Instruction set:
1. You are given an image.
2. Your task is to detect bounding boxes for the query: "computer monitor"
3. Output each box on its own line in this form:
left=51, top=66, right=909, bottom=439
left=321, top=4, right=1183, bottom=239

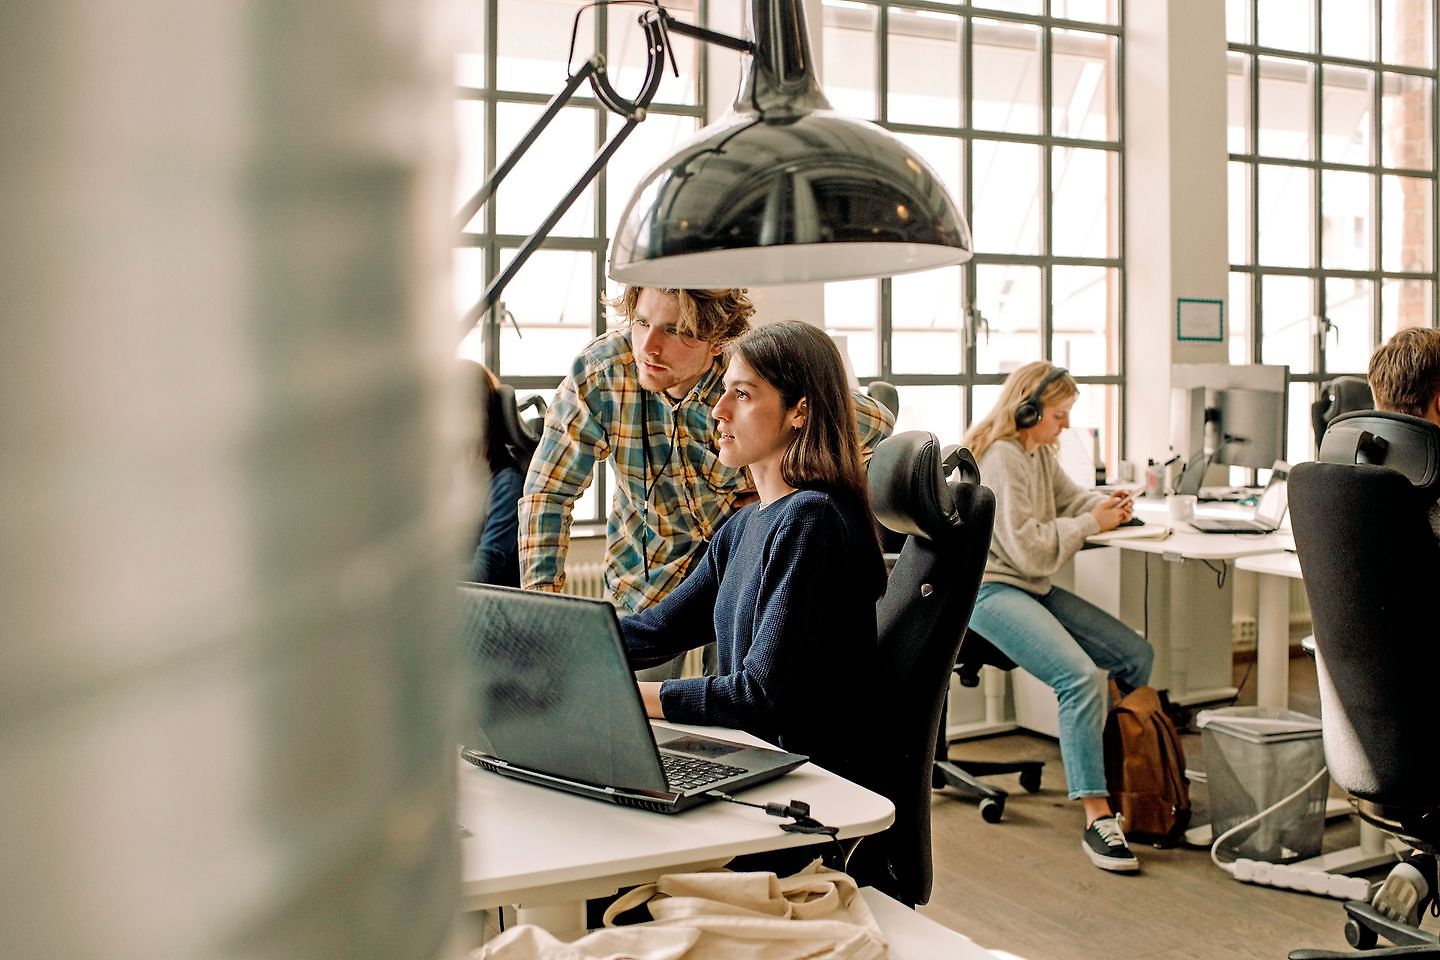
left=1170, top=364, right=1289, bottom=492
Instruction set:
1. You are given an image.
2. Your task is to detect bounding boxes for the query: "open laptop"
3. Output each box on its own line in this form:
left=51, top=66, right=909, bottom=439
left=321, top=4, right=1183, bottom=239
left=1190, top=462, right=1290, bottom=534
left=457, top=582, right=808, bottom=813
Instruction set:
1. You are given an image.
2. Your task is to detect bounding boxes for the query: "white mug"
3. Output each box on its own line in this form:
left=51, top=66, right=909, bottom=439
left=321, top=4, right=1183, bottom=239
left=1167, top=494, right=1197, bottom=523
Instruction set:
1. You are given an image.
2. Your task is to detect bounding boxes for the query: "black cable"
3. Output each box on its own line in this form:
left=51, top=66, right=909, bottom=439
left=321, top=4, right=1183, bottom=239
left=1142, top=552, right=1150, bottom=640
left=1200, top=558, right=1228, bottom=589
left=1226, top=656, right=1255, bottom=707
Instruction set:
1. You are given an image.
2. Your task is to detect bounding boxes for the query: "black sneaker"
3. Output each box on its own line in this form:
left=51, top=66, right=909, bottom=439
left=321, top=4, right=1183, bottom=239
left=1082, top=815, right=1139, bottom=873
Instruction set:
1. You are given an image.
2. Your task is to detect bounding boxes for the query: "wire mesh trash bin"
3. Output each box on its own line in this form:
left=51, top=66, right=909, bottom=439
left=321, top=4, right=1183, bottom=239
left=1198, top=707, right=1329, bottom=863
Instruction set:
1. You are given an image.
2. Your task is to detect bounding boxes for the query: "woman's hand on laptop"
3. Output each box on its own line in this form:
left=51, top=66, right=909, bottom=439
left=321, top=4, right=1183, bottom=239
left=638, top=681, right=666, bottom=719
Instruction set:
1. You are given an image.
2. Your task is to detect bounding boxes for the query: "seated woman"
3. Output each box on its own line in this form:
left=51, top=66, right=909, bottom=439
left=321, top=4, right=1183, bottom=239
left=963, top=361, right=1154, bottom=873
left=468, top=361, right=522, bottom=586
left=619, top=321, right=886, bottom=787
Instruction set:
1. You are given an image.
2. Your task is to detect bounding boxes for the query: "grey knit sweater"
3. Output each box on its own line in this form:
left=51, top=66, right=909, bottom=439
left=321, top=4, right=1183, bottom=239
left=977, top=439, right=1107, bottom=596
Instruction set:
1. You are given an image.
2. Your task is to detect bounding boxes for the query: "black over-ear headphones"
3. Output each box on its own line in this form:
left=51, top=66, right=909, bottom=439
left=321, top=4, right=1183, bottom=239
left=1013, top=366, right=1070, bottom=430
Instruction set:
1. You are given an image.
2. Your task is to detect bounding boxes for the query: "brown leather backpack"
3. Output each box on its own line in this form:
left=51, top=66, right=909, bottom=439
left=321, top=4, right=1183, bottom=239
left=1103, top=683, right=1192, bottom=846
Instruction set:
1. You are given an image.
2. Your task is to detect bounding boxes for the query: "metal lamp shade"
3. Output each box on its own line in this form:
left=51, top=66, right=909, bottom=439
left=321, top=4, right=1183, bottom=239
left=609, top=0, right=971, bottom=287
left=610, top=111, right=972, bottom=286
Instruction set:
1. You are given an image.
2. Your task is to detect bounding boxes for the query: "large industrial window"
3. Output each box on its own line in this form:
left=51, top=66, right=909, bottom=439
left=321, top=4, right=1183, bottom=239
left=821, top=0, right=1125, bottom=473
left=1228, top=0, right=1439, bottom=463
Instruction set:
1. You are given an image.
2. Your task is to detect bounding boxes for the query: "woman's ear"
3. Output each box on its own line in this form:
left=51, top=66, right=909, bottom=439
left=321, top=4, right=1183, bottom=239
left=790, top=397, right=808, bottom=430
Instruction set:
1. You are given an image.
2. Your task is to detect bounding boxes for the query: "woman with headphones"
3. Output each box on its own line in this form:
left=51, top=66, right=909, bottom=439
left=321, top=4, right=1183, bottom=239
left=963, top=361, right=1154, bottom=873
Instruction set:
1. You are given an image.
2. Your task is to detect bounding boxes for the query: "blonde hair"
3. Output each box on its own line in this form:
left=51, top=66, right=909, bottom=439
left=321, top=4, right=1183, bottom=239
left=607, top=286, right=755, bottom=344
left=1369, top=327, right=1440, bottom=418
left=962, top=361, right=1079, bottom=462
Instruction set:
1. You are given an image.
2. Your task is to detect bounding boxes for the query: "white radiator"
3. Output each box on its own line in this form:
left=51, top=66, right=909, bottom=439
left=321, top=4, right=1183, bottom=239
left=563, top=562, right=606, bottom=599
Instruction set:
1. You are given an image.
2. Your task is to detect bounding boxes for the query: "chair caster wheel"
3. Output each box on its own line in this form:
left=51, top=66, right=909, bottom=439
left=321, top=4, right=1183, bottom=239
left=1019, top=769, right=1042, bottom=793
left=979, top=798, right=1005, bottom=823
left=1344, top=917, right=1377, bottom=950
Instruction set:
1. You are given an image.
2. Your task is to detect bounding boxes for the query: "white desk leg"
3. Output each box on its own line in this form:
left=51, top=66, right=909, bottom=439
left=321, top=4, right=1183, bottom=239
left=516, top=901, right=587, bottom=935
left=1255, top=573, right=1290, bottom=709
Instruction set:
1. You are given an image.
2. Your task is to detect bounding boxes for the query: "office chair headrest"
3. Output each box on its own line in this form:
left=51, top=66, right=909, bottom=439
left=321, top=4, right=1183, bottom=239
left=866, top=380, right=900, bottom=419
left=1318, top=410, right=1440, bottom=494
left=1311, top=375, right=1374, bottom=443
left=868, top=431, right=977, bottom=541
left=496, top=383, right=546, bottom=469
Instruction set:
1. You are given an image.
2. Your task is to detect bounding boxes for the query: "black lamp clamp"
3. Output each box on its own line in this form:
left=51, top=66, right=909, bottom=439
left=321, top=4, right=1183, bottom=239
left=457, top=3, right=756, bottom=331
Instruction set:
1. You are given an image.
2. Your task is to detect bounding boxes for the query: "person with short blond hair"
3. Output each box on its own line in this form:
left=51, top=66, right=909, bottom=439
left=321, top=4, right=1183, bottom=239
left=1369, top=327, right=1440, bottom=423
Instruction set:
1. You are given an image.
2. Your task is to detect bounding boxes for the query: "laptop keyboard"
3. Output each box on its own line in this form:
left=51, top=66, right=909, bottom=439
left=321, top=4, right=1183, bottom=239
left=661, top=753, right=746, bottom=792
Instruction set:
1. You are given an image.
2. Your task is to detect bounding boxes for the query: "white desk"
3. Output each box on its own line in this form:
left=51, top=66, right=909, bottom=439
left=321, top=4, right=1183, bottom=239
left=1083, top=502, right=1292, bottom=705
left=457, top=724, right=895, bottom=934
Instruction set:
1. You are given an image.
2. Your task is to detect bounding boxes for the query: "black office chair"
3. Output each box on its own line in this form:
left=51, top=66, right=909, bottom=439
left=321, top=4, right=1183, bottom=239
left=846, top=431, right=996, bottom=907
left=933, top=631, right=1045, bottom=823
left=1310, top=375, right=1374, bottom=447
left=495, top=382, right=547, bottom=471
left=1287, top=411, right=1440, bottom=960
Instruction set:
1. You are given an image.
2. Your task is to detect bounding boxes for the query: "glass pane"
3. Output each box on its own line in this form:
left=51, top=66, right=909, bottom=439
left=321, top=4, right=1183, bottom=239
left=1052, top=30, right=1117, bottom=141
left=1381, top=277, right=1435, bottom=336
left=1229, top=161, right=1252, bottom=264
left=496, top=249, right=598, bottom=376
left=824, top=280, right=879, bottom=379
left=1258, top=57, right=1314, bottom=160
left=1257, top=165, right=1315, bottom=267
left=1321, top=170, right=1375, bottom=270
left=1051, top=147, right=1116, bottom=258
left=495, top=103, right=596, bottom=238
left=972, top=19, right=1041, bottom=134
left=1229, top=272, right=1253, bottom=365
left=498, top=0, right=580, bottom=94
left=1322, top=0, right=1375, bottom=60
left=1260, top=274, right=1315, bottom=373
left=896, top=133, right=963, bottom=228
left=973, top=0, right=1042, bottom=14
left=972, top=140, right=1042, bottom=255
left=1052, top=0, right=1119, bottom=25
left=1070, top=383, right=1121, bottom=479
left=1381, top=72, right=1434, bottom=169
left=1228, top=0, right=1253, bottom=44
left=1052, top=266, right=1119, bottom=376
left=898, top=386, right=964, bottom=444
left=1321, top=66, right=1374, bottom=165
left=974, top=264, right=1042, bottom=374
left=892, top=267, right=965, bottom=375
left=888, top=7, right=962, bottom=127
left=609, top=0, right=697, bottom=106
left=824, top=0, right=879, bottom=120
left=1227, top=53, right=1251, bottom=154
left=1382, top=174, right=1434, bottom=272
left=1257, top=0, right=1314, bottom=52
left=455, top=248, right=487, bottom=334
left=604, top=113, right=700, bottom=239
left=455, top=100, right=488, bottom=225
left=1324, top=277, right=1376, bottom=373
left=1382, top=0, right=1435, bottom=68
left=454, top=0, right=488, bottom=87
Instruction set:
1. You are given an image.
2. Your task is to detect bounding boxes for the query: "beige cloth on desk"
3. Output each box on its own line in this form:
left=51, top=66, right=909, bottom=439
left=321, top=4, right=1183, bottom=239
left=476, top=861, right=887, bottom=960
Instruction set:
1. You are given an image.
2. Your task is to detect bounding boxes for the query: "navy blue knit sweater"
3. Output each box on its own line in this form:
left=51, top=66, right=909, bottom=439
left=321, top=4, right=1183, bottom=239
left=620, top=488, right=885, bottom=779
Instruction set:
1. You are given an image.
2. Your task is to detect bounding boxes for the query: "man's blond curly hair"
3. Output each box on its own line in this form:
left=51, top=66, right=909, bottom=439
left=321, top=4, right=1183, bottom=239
left=608, top=287, right=755, bottom=344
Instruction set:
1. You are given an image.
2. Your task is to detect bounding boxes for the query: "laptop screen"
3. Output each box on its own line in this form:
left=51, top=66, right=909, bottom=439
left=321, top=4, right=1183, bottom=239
left=1255, top=464, right=1289, bottom=527
left=459, top=583, right=668, bottom=792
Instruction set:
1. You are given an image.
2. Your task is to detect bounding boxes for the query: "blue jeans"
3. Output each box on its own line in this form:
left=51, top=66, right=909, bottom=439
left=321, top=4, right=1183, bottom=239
left=969, top=583, right=1154, bottom=799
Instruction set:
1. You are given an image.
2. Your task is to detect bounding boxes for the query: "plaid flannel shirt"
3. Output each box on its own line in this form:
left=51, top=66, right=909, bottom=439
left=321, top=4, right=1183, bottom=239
left=518, top=328, right=895, bottom=614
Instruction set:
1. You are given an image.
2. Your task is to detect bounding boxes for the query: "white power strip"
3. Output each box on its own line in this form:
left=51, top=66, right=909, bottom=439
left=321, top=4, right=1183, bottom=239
left=1230, top=858, right=1372, bottom=900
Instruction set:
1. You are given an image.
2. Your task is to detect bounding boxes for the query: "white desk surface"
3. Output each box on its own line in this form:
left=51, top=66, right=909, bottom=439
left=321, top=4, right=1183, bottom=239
left=458, top=724, right=895, bottom=914
left=1092, top=501, right=1292, bottom=559
left=1235, top=550, right=1302, bottom=579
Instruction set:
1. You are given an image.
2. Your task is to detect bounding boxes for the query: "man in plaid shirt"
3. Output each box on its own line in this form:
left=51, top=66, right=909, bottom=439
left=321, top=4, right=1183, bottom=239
left=518, top=286, right=895, bottom=673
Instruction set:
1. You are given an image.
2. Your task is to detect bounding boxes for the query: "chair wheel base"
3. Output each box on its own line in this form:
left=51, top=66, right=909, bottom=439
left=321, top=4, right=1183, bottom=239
left=979, top=798, right=1005, bottom=823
